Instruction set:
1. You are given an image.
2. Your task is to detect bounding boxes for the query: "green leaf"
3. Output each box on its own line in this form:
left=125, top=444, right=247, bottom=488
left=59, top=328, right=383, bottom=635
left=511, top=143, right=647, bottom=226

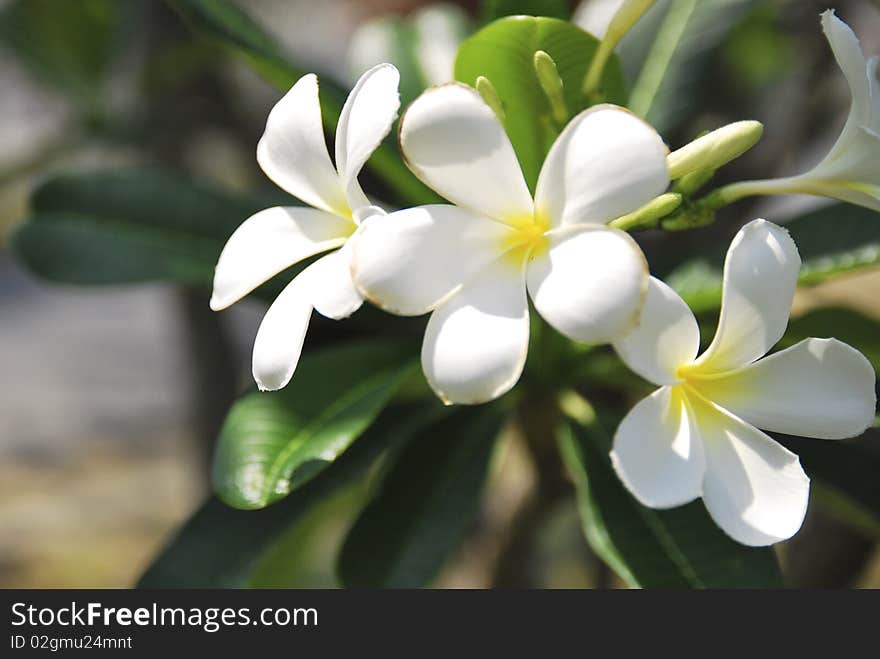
left=339, top=404, right=509, bottom=587
left=481, top=0, right=571, bottom=23
left=0, top=0, right=127, bottom=102
left=628, top=0, right=755, bottom=131
left=164, top=0, right=434, bottom=207
left=138, top=405, right=434, bottom=587
left=557, top=411, right=783, bottom=588
left=10, top=168, right=273, bottom=288
left=665, top=203, right=880, bottom=314
left=213, top=342, right=417, bottom=510
left=455, top=16, right=627, bottom=191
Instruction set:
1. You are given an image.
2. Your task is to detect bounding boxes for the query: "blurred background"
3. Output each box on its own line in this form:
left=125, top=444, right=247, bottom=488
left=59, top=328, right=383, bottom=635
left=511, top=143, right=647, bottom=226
left=1, top=0, right=879, bottom=588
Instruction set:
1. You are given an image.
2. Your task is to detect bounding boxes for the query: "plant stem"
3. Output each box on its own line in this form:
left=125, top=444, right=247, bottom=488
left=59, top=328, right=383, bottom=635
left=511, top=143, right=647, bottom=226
left=627, top=0, right=697, bottom=118
left=696, top=178, right=793, bottom=211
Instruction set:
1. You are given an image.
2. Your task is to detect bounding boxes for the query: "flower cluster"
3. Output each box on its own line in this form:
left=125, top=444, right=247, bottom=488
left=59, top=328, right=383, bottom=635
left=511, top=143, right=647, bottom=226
left=212, top=10, right=877, bottom=546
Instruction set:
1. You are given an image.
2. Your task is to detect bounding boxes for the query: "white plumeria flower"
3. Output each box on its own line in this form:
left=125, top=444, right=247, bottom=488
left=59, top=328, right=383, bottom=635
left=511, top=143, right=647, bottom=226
left=352, top=83, right=669, bottom=405
left=210, top=64, right=400, bottom=391
left=716, top=11, right=880, bottom=211
left=612, top=219, right=876, bottom=546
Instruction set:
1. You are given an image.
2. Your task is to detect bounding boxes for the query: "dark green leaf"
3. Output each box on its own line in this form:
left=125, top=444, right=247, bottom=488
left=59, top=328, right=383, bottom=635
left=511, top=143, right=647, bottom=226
left=0, top=0, right=127, bottom=101
left=339, top=403, right=509, bottom=587
left=455, top=16, right=627, bottom=191
left=164, top=0, right=433, bottom=206
left=138, top=404, right=435, bottom=587
left=213, top=342, right=417, bottom=510
left=665, top=204, right=880, bottom=314
left=557, top=411, right=783, bottom=588
left=10, top=168, right=274, bottom=288
left=481, top=0, right=570, bottom=23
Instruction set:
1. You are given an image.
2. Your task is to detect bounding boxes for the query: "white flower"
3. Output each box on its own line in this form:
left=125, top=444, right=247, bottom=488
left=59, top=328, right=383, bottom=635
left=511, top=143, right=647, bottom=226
left=352, top=83, right=669, bottom=405
left=612, top=219, right=876, bottom=546
left=210, top=64, right=400, bottom=391
left=722, top=11, right=880, bottom=211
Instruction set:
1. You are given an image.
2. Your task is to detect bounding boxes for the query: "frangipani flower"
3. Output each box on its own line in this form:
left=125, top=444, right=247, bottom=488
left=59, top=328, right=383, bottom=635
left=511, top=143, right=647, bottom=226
left=210, top=64, right=400, bottom=391
left=612, top=219, right=876, bottom=546
left=353, top=83, right=669, bottom=405
left=712, top=11, right=880, bottom=211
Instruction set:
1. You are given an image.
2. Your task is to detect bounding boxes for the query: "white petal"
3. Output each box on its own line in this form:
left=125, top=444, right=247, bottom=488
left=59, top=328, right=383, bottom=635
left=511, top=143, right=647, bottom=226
left=694, top=338, right=877, bottom=440
left=335, top=63, right=401, bottom=211
left=252, top=274, right=314, bottom=391
left=527, top=225, right=648, bottom=344
left=352, top=205, right=512, bottom=315
left=611, top=386, right=705, bottom=509
left=694, top=396, right=810, bottom=546
left=306, top=242, right=363, bottom=320
left=400, top=83, right=534, bottom=223
left=613, top=277, right=700, bottom=386
left=421, top=257, right=529, bottom=405
left=210, top=206, right=350, bottom=311
left=535, top=105, right=669, bottom=227
left=821, top=10, right=873, bottom=131
left=694, top=219, right=800, bottom=373
left=257, top=74, right=349, bottom=216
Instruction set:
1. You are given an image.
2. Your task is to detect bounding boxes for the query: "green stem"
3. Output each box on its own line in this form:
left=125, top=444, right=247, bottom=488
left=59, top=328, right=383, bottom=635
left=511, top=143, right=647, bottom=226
left=627, top=0, right=697, bottom=118
left=696, top=178, right=793, bottom=211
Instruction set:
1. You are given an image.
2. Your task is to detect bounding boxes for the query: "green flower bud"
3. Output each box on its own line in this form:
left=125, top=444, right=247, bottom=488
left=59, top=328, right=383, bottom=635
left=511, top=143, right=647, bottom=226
left=475, top=75, right=505, bottom=122
left=667, top=121, right=763, bottom=180
left=533, top=50, right=569, bottom=126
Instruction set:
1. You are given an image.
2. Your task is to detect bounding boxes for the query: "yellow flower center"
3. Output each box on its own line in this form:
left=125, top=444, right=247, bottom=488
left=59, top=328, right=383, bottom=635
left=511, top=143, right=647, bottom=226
left=499, top=211, right=551, bottom=268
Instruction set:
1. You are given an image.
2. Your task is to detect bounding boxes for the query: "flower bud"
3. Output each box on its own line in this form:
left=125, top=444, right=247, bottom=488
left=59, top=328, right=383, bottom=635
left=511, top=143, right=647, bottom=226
left=533, top=50, right=569, bottom=125
left=667, top=121, right=763, bottom=180
left=475, top=75, right=505, bottom=121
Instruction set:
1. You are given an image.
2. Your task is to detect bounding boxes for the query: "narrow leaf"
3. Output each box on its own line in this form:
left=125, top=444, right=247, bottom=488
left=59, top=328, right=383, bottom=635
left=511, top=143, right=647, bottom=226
left=339, top=403, right=509, bottom=587
left=212, top=341, right=417, bottom=510
left=10, top=168, right=274, bottom=288
left=138, top=405, right=434, bottom=587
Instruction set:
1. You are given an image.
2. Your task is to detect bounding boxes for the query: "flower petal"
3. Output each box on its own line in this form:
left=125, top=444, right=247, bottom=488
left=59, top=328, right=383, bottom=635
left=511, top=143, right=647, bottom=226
left=399, top=83, right=533, bottom=223
left=335, top=63, right=401, bottom=211
left=694, top=338, right=877, bottom=440
left=527, top=225, right=648, bottom=344
left=421, top=257, right=529, bottom=404
left=307, top=242, right=364, bottom=320
left=257, top=74, right=349, bottom=217
left=611, top=386, right=705, bottom=509
left=210, top=206, right=350, bottom=311
left=352, top=205, right=512, bottom=315
left=821, top=10, right=874, bottom=132
left=694, top=396, right=810, bottom=546
left=252, top=274, right=314, bottom=391
left=693, top=219, right=800, bottom=373
left=613, top=277, right=699, bottom=386
left=535, top=104, right=669, bottom=228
